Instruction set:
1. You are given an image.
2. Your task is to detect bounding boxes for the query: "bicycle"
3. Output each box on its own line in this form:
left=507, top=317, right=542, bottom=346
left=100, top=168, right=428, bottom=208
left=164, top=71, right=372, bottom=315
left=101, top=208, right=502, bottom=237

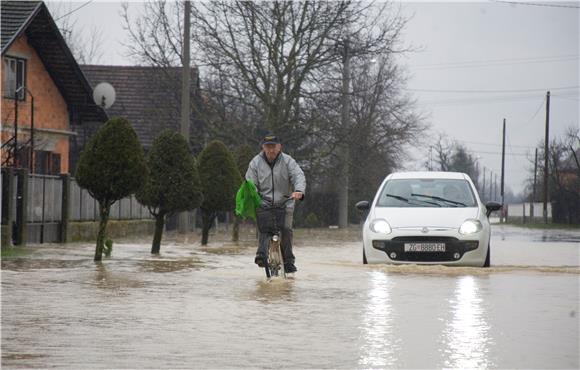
left=256, top=196, right=293, bottom=280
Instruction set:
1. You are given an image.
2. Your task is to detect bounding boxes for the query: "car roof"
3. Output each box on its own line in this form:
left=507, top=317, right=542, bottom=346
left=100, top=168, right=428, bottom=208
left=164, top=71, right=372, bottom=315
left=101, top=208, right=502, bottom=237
left=388, top=171, right=468, bottom=180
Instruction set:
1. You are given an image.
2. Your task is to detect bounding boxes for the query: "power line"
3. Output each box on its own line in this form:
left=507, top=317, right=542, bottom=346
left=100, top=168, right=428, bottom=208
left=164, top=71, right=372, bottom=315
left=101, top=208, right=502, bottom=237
left=491, top=0, right=580, bottom=9
left=456, top=138, right=534, bottom=149
left=551, top=93, right=580, bottom=101
left=409, top=55, right=579, bottom=70
left=406, top=86, right=579, bottom=94
left=471, top=149, right=529, bottom=156
left=53, top=1, right=94, bottom=21
left=421, top=94, right=545, bottom=106
left=506, top=133, right=526, bottom=164
left=515, top=96, right=547, bottom=127
left=410, top=54, right=578, bottom=67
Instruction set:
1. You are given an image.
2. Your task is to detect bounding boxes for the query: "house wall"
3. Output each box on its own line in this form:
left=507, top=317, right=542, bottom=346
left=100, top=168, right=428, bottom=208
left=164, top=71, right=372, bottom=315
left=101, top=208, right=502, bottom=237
left=1, top=35, right=70, bottom=173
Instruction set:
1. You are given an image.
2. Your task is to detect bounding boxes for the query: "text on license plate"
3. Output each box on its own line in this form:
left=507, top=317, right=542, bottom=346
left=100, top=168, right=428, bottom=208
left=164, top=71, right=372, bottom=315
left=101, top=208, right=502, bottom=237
left=404, top=243, right=446, bottom=252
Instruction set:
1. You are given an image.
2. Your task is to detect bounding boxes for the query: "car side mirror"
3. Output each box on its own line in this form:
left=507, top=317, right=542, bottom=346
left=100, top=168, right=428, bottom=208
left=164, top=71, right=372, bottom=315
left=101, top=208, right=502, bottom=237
left=355, top=200, right=370, bottom=212
left=485, top=201, right=502, bottom=217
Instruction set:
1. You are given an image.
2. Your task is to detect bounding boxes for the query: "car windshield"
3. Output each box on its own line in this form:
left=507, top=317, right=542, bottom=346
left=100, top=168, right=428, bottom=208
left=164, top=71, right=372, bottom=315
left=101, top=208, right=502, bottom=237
left=376, top=178, right=477, bottom=208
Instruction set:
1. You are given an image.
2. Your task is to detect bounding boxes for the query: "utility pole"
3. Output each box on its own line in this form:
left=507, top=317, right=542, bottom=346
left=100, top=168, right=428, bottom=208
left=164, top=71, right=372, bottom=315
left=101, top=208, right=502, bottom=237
left=475, top=160, right=479, bottom=191
left=489, top=171, right=493, bottom=200
left=14, top=92, right=18, bottom=167
left=494, top=173, right=498, bottom=201
left=500, top=118, right=506, bottom=222
left=429, top=146, right=433, bottom=171
left=531, top=148, right=538, bottom=219
left=543, top=91, right=550, bottom=224
left=338, top=39, right=350, bottom=229
left=178, top=0, right=191, bottom=234
left=29, top=92, right=34, bottom=172
left=482, top=167, right=486, bottom=202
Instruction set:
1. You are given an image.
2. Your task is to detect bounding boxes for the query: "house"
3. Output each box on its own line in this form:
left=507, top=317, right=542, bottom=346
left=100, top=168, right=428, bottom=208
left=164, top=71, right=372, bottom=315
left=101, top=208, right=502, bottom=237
left=560, top=147, right=580, bottom=186
left=1, top=1, right=107, bottom=175
left=78, top=65, right=206, bottom=168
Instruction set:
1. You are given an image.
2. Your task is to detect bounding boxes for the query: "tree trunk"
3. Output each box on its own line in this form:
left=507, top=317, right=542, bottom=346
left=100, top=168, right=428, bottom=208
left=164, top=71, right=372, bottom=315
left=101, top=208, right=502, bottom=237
left=151, top=212, right=166, bottom=254
left=94, top=201, right=110, bottom=262
left=201, top=209, right=216, bottom=245
left=232, top=213, right=240, bottom=242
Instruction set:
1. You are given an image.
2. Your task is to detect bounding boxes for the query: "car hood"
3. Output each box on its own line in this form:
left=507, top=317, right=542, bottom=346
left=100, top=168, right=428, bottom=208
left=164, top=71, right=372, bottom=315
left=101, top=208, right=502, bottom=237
left=371, top=207, right=480, bottom=228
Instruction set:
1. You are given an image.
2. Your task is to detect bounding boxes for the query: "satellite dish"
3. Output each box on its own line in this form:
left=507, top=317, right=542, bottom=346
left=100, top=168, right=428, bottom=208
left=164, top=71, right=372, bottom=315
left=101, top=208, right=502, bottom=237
left=93, top=82, right=116, bottom=109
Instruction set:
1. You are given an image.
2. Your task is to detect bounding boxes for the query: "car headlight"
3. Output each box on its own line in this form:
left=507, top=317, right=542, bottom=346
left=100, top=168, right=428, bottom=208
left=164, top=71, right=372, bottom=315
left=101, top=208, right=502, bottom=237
left=370, top=219, right=392, bottom=234
left=459, top=219, right=483, bottom=235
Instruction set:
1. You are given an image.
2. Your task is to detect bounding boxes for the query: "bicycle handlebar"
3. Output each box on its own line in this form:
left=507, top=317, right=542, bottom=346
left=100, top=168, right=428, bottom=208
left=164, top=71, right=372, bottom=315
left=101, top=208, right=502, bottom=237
left=261, top=195, right=297, bottom=209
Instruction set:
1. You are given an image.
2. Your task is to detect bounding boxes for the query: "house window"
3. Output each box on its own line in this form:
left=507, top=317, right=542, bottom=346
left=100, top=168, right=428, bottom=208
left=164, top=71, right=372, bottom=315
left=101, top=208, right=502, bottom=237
left=3, top=56, right=27, bottom=100
left=34, top=151, right=61, bottom=175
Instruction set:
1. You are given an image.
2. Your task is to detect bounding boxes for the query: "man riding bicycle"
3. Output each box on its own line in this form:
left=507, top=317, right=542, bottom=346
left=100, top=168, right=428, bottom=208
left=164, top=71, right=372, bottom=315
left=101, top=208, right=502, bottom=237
left=245, top=133, right=306, bottom=274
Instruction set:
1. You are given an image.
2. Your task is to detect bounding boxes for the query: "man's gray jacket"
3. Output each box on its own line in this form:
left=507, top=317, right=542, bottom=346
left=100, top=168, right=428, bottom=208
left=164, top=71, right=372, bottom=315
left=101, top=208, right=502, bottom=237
left=245, top=152, right=306, bottom=210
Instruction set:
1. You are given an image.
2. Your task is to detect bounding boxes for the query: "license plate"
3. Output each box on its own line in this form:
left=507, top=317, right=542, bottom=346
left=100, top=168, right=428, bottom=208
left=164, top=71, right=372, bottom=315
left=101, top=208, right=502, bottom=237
left=404, top=243, right=446, bottom=252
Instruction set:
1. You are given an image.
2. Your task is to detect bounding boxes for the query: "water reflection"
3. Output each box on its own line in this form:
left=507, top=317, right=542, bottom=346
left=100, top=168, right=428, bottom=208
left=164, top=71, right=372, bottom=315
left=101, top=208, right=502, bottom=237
left=441, top=275, right=493, bottom=368
left=136, top=257, right=204, bottom=273
left=358, top=271, right=400, bottom=368
left=93, top=263, right=144, bottom=294
left=251, top=279, right=296, bottom=303
left=1, top=258, right=88, bottom=271
left=199, top=243, right=253, bottom=256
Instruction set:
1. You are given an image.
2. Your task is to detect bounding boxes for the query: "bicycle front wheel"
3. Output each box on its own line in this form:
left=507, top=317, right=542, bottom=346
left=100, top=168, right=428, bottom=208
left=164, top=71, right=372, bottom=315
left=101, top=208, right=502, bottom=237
left=268, top=240, right=285, bottom=278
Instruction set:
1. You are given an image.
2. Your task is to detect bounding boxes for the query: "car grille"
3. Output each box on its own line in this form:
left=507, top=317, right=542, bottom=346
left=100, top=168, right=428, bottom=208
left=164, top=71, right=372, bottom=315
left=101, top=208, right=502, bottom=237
left=372, top=237, right=479, bottom=262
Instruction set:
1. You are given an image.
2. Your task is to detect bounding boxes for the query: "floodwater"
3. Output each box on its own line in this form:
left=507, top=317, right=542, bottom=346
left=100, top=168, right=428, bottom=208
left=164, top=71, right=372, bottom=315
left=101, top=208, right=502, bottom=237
left=2, top=224, right=579, bottom=369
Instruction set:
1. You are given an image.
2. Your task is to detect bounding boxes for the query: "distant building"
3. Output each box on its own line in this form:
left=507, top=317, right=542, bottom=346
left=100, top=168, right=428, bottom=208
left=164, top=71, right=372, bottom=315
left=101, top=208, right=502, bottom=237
left=1, top=1, right=107, bottom=174
left=552, top=147, right=580, bottom=224
left=559, top=147, right=580, bottom=187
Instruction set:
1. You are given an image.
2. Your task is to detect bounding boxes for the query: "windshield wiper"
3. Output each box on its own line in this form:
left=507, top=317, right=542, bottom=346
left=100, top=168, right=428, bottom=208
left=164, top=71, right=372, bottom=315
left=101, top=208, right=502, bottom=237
left=412, top=193, right=467, bottom=207
left=385, top=193, right=441, bottom=207
left=385, top=193, right=409, bottom=202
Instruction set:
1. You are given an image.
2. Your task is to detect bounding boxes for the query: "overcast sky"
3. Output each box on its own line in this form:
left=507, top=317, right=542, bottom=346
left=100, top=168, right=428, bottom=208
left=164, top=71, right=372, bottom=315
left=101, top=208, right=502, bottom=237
left=48, top=0, right=579, bottom=195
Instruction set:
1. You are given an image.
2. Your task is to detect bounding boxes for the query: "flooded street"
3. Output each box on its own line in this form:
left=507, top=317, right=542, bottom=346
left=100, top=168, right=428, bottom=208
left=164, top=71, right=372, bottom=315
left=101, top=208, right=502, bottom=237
left=2, top=224, right=579, bottom=369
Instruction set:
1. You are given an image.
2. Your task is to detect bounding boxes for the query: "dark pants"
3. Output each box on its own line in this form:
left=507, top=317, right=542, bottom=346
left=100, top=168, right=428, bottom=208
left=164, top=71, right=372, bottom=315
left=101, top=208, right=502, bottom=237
left=257, top=227, right=295, bottom=265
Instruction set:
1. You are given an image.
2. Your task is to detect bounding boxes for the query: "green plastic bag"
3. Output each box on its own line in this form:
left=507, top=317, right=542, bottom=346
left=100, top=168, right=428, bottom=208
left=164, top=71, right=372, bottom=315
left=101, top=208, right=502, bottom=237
left=235, top=180, right=262, bottom=221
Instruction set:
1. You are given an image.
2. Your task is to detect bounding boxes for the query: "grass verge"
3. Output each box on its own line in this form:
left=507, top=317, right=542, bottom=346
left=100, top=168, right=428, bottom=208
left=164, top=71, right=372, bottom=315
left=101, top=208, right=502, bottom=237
left=504, top=222, right=580, bottom=230
left=1, top=246, right=31, bottom=258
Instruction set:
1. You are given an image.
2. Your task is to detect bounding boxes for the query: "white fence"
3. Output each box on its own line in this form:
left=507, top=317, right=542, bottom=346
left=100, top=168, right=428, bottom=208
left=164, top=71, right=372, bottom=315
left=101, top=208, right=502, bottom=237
left=69, top=179, right=152, bottom=221
left=506, top=202, right=552, bottom=222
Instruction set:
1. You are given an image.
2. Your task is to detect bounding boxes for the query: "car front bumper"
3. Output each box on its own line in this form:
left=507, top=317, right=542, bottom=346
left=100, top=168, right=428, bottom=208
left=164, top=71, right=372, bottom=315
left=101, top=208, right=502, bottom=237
left=363, top=228, right=489, bottom=267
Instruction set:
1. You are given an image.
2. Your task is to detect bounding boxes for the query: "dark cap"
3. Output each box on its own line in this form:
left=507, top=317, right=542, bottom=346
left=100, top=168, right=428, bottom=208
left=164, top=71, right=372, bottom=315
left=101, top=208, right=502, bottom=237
left=261, top=133, right=281, bottom=145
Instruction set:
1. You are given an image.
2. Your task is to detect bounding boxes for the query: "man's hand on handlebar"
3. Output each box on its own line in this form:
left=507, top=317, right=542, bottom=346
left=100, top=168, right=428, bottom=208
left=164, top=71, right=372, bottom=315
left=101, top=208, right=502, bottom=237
left=291, top=191, right=304, bottom=201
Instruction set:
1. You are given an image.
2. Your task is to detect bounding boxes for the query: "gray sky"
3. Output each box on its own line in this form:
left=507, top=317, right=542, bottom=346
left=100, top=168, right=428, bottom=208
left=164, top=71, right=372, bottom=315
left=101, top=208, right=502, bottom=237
left=49, top=0, right=579, bottom=195
left=399, top=1, right=579, bottom=196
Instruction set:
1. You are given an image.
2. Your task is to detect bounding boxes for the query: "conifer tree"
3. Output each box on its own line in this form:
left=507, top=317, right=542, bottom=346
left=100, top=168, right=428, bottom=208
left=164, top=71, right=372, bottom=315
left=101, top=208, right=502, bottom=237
left=76, top=117, right=147, bottom=261
left=137, top=130, right=203, bottom=253
left=197, top=140, right=242, bottom=245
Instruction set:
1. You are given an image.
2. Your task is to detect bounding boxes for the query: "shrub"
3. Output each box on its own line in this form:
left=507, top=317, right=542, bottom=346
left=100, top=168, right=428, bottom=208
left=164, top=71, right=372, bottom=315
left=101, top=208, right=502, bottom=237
left=75, top=117, right=147, bottom=261
left=104, top=239, right=113, bottom=257
left=136, top=130, right=203, bottom=253
left=305, top=212, right=320, bottom=228
left=232, top=144, right=256, bottom=242
left=197, top=140, right=242, bottom=245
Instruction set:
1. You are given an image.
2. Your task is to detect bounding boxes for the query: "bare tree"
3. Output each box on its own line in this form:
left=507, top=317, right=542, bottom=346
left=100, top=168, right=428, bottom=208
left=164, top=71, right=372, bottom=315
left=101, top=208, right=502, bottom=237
left=565, top=126, right=580, bottom=175
left=523, top=127, right=580, bottom=224
left=430, top=134, right=454, bottom=172
left=548, top=132, right=580, bottom=224
left=426, top=135, right=480, bottom=182
left=303, top=54, right=425, bottom=198
left=122, top=1, right=426, bottom=226
left=121, top=1, right=184, bottom=68
left=47, top=2, right=105, bottom=64
left=122, top=1, right=412, bottom=147
left=198, top=2, right=411, bottom=142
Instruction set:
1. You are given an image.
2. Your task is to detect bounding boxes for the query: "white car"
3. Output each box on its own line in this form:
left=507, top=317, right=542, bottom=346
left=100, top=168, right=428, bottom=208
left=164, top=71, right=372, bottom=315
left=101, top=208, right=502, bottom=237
left=356, top=171, right=502, bottom=267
